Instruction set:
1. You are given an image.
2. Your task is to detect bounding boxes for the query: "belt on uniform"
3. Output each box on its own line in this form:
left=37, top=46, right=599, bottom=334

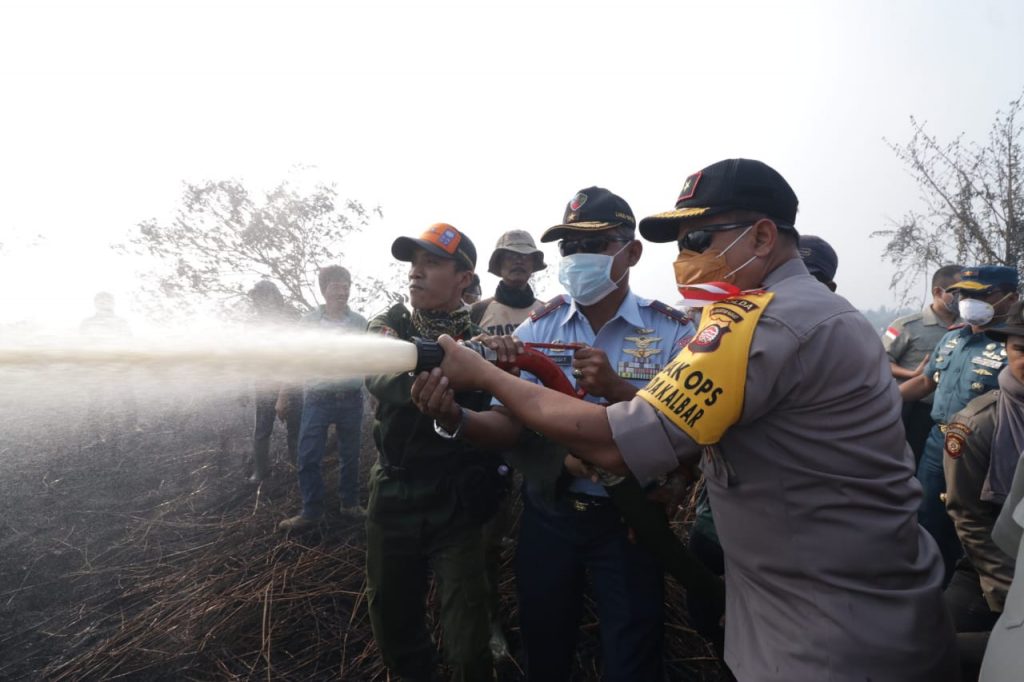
left=563, top=492, right=614, bottom=513
left=383, top=460, right=443, bottom=480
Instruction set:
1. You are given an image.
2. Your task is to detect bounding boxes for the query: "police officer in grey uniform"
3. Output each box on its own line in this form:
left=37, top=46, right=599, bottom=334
left=686, top=232, right=841, bottom=656
left=901, top=265, right=1020, bottom=583
left=885, top=265, right=963, bottom=461
left=421, top=158, right=958, bottom=681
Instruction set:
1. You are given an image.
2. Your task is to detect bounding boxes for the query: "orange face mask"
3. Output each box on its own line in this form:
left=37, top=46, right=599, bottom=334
left=673, top=226, right=756, bottom=289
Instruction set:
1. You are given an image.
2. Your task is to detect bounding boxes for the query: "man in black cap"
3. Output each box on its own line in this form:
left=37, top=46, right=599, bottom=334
left=797, top=234, right=838, bottom=291
left=412, top=188, right=694, bottom=680
left=421, top=159, right=958, bottom=681
left=363, top=223, right=497, bottom=682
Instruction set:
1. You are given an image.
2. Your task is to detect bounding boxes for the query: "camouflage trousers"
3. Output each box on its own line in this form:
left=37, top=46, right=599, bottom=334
left=365, top=464, right=493, bottom=682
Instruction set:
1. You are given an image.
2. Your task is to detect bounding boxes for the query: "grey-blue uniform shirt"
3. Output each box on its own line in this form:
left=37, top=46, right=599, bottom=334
left=925, top=325, right=1006, bottom=424
left=510, top=290, right=695, bottom=497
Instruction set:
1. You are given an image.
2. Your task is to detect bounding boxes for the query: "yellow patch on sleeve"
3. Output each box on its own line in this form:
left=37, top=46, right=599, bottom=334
left=636, top=292, right=773, bottom=445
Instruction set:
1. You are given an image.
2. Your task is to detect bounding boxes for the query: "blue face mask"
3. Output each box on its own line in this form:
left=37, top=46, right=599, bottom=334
left=557, top=242, right=630, bottom=305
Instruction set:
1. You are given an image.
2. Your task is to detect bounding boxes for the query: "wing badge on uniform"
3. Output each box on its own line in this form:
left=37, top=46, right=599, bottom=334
left=624, top=335, right=662, bottom=350
left=624, top=347, right=662, bottom=360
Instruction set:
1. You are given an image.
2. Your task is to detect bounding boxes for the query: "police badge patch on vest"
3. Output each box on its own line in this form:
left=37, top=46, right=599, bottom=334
left=944, top=422, right=972, bottom=459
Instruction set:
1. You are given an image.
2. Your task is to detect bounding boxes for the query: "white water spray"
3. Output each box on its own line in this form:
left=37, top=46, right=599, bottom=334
left=0, top=328, right=418, bottom=382
left=0, top=325, right=420, bottom=436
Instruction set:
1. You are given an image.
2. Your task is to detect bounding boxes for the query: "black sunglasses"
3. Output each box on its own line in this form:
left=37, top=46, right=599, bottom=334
left=559, top=236, right=631, bottom=257
left=676, top=222, right=756, bottom=253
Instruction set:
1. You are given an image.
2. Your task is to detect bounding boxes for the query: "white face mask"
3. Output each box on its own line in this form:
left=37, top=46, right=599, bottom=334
left=558, top=242, right=630, bottom=305
left=959, top=298, right=995, bottom=326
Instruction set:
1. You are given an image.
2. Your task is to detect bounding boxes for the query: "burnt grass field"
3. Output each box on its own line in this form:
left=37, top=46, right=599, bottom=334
left=0, top=396, right=730, bottom=681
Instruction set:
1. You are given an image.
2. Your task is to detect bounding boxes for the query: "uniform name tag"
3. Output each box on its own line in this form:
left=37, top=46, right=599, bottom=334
left=636, top=292, right=773, bottom=445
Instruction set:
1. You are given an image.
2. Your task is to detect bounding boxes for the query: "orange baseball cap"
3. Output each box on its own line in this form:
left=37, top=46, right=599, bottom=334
left=391, top=223, right=477, bottom=270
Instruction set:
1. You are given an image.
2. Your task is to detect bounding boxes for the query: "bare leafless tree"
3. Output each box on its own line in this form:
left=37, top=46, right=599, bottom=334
left=119, top=176, right=403, bottom=316
left=874, top=90, right=1023, bottom=301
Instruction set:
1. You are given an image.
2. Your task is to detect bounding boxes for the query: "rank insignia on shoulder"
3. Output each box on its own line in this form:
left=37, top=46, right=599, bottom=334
left=530, top=296, right=568, bottom=322
left=649, top=300, right=690, bottom=325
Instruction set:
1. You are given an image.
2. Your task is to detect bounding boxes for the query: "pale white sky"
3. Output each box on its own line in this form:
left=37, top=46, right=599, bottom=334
left=1, top=0, right=1023, bottom=324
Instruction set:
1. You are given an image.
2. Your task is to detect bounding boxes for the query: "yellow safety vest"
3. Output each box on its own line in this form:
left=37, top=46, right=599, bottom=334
left=636, top=292, right=774, bottom=445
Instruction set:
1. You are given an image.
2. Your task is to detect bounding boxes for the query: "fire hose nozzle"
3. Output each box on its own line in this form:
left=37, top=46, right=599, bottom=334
left=411, top=337, right=496, bottom=374
left=411, top=337, right=582, bottom=398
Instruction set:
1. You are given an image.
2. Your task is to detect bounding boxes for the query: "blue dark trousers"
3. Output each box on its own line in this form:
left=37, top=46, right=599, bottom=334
left=296, top=388, right=363, bottom=518
left=916, top=424, right=964, bottom=585
left=515, top=493, right=664, bottom=682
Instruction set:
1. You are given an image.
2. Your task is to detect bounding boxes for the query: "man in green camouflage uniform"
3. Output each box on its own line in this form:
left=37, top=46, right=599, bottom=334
left=365, top=223, right=497, bottom=682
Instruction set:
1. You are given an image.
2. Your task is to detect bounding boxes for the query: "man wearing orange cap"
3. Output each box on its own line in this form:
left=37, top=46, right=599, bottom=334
left=363, top=223, right=497, bottom=682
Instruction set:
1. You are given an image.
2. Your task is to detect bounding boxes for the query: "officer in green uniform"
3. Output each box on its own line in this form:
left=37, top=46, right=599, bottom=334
left=884, top=265, right=963, bottom=461
left=364, top=223, right=496, bottom=682
left=901, top=265, right=1020, bottom=584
